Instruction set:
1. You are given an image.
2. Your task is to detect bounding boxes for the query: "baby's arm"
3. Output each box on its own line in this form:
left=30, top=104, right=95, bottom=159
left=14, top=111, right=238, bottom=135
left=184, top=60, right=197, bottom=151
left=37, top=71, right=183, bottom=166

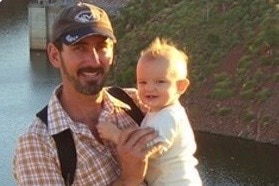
left=97, top=121, right=164, bottom=158
left=97, top=122, right=121, bottom=144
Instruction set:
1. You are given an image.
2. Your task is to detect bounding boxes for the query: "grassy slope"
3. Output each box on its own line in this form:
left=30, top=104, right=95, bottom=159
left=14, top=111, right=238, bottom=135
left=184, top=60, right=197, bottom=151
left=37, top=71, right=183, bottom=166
left=110, top=0, right=279, bottom=144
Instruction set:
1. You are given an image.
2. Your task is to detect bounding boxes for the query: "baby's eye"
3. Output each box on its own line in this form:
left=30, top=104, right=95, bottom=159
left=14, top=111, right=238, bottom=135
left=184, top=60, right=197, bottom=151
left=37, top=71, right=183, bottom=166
left=137, top=81, right=146, bottom=85
left=155, top=80, right=166, bottom=84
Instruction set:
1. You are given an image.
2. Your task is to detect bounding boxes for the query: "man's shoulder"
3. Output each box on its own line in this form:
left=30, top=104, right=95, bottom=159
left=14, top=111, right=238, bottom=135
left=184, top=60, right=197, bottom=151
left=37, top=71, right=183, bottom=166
left=18, top=117, right=50, bottom=141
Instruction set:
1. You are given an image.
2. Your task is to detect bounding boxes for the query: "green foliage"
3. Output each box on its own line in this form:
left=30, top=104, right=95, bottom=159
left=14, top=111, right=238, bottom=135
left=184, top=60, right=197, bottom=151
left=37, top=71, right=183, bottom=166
left=214, top=72, right=230, bottom=82
left=110, top=0, right=279, bottom=114
left=112, top=0, right=279, bottom=88
left=210, top=88, right=234, bottom=99
left=259, top=57, right=271, bottom=66
left=114, top=66, right=136, bottom=87
left=261, top=114, right=274, bottom=126
left=257, top=28, right=279, bottom=47
left=216, top=107, right=232, bottom=116
left=273, top=72, right=279, bottom=82
left=209, top=73, right=234, bottom=99
left=112, top=0, right=182, bottom=38
left=238, top=55, right=252, bottom=70
left=254, top=70, right=265, bottom=82
left=214, top=73, right=233, bottom=88
left=243, top=109, right=256, bottom=122
left=242, top=79, right=258, bottom=90
left=207, top=33, right=220, bottom=46
left=240, top=88, right=255, bottom=100
left=257, top=88, right=272, bottom=102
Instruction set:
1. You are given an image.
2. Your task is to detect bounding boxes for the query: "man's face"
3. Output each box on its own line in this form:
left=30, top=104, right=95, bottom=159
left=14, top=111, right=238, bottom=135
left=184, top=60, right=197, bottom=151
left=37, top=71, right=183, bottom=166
left=58, top=35, right=114, bottom=95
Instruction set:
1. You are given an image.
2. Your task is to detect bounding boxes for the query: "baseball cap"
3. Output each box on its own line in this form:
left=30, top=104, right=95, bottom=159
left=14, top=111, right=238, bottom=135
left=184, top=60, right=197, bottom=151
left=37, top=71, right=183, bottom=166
left=51, top=2, right=116, bottom=45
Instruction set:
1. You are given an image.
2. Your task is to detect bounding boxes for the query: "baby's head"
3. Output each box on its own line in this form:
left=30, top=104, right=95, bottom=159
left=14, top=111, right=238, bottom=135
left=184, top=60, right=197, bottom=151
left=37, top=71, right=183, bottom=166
left=137, top=38, right=189, bottom=111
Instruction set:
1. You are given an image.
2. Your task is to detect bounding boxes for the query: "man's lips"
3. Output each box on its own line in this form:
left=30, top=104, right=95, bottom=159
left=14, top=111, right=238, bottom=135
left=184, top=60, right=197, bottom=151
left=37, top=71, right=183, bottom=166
left=82, top=71, right=100, bottom=78
left=78, top=67, right=104, bottom=79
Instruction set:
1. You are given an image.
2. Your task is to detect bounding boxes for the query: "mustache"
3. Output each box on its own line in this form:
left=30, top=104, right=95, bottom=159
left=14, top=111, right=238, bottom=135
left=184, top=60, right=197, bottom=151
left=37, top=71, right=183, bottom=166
left=77, top=66, right=104, bottom=74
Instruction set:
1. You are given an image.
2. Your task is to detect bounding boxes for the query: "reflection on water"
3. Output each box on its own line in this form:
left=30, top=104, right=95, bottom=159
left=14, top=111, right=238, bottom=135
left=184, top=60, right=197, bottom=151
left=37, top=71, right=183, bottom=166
left=1, top=50, right=59, bottom=185
left=0, top=0, right=279, bottom=186
left=195, top=131, right=279, bottom=185
left=29, top=51, right=60, bottom=100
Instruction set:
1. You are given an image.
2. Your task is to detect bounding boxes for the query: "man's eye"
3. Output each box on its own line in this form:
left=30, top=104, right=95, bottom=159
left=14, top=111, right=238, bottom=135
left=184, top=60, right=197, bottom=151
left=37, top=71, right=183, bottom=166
left=74, top=45, right=86, bottom=51
left=96, top=43, right=110, bottom=51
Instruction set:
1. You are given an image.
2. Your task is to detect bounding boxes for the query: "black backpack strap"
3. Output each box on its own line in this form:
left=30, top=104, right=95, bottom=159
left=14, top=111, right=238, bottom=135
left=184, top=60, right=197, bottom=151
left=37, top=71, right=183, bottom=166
left=53, top=129, right=76, bottom=186
left=108, top=86, right=144, bottom=125
left=36, top=106, right=76, bottom=186
left=36, top=105, right=48, bottom=124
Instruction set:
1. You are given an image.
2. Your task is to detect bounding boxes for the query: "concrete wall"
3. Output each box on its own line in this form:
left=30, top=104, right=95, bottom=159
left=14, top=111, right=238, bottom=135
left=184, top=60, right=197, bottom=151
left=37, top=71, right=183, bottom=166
left=29, top=4, right=63, bottom=50
left=46, top=6, right=62, bottom=45
left=29, top=6, right=47, bottom=50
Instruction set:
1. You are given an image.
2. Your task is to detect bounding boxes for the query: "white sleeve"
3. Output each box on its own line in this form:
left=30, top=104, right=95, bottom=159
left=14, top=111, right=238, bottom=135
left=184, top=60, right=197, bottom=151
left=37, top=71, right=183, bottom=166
left=145, top=110, right=178, bottom=157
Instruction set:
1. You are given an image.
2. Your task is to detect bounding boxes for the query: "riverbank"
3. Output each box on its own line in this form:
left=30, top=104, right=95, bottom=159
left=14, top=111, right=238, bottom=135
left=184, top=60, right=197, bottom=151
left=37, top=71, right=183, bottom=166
left=186, top=43, right=279, bottom=145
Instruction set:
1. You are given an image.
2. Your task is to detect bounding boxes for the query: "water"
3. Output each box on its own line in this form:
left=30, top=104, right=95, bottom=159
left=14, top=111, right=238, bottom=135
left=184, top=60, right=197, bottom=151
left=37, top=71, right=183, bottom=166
left=0, top=1, right=59, bottom=185
left=0, top=0, right=278, bottom=185
left=195, top=132, right=279, bottom=185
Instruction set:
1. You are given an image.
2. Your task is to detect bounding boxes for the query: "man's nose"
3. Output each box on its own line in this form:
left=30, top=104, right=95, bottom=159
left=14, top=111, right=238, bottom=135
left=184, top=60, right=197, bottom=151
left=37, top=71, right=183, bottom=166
left=88, top=48, right=100, bottom=65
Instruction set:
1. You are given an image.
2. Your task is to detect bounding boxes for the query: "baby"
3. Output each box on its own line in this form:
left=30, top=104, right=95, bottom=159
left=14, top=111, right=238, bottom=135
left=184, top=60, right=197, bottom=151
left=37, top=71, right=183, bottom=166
left=97, top=38, right=202, bottom=186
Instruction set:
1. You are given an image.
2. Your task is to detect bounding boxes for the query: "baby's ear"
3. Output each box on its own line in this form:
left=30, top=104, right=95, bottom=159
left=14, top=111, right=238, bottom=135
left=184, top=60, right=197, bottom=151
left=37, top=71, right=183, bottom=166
left=177, top=78, right=190, bottom=94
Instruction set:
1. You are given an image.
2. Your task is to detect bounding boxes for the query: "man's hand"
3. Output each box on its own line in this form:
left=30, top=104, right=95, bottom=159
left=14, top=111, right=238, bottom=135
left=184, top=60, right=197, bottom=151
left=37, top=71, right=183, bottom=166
left=115, top=126, right=157, bottom=186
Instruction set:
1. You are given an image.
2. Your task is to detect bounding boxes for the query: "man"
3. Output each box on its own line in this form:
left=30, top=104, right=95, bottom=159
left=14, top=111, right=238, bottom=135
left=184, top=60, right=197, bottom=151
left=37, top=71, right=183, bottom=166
left=13, top=2, right=156, bottom=185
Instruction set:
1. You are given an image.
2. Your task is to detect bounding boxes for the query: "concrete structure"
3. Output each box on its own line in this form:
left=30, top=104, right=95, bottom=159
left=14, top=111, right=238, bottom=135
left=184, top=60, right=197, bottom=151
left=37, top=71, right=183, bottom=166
left=29, top=0, right=74, bottom=50
left=29, top=4, right=48, bottom=50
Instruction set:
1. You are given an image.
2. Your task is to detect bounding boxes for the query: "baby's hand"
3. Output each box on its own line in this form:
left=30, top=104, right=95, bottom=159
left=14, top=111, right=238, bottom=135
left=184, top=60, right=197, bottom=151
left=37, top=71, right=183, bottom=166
left=96, top=122, right=120, bottom=144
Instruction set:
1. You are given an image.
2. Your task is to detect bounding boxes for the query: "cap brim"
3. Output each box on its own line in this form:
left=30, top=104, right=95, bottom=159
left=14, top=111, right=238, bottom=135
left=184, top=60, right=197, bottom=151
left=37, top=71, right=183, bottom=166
left=61, top=27, right=117, bottom=45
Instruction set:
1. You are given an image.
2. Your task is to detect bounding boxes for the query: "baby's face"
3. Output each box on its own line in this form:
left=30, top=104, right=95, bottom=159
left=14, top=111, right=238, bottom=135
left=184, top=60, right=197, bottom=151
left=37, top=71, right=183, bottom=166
left=136, top=57, right=180, bottom=112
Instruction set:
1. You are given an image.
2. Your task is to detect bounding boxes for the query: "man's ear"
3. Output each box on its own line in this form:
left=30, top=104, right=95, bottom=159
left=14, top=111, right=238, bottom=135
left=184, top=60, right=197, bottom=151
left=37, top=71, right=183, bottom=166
left=47, top=43, right=61, bottom=68
left=177, top=78, right=190, bottom=95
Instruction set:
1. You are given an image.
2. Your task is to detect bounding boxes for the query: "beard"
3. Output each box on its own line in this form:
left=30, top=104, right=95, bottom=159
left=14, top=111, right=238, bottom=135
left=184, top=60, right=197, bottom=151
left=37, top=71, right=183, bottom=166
left=73, top=69, right=107, bottom=95
left=60, top=57, right=108, bottom=95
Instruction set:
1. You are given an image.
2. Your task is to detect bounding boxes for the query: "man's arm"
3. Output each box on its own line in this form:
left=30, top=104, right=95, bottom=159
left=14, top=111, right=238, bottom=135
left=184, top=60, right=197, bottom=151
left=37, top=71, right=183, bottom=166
left=13, top=133, right=64, bottom=185
left=111, top=127, right=157, bottom=186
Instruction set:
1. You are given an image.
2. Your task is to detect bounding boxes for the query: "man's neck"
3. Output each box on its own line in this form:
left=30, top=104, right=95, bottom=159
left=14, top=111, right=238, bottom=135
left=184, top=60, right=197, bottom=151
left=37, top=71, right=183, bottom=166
left=59, top=87, right=104, bottom=127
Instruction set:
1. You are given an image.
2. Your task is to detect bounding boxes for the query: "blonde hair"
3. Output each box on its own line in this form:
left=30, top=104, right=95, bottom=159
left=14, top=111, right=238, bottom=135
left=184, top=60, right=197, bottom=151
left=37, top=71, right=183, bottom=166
left=140, top=37, right=188, bottom=79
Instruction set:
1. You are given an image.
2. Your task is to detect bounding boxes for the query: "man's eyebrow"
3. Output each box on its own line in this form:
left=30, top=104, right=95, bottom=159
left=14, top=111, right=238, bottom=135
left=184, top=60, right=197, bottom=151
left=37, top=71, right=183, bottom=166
left=72, top=41, right=87, bottom=46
